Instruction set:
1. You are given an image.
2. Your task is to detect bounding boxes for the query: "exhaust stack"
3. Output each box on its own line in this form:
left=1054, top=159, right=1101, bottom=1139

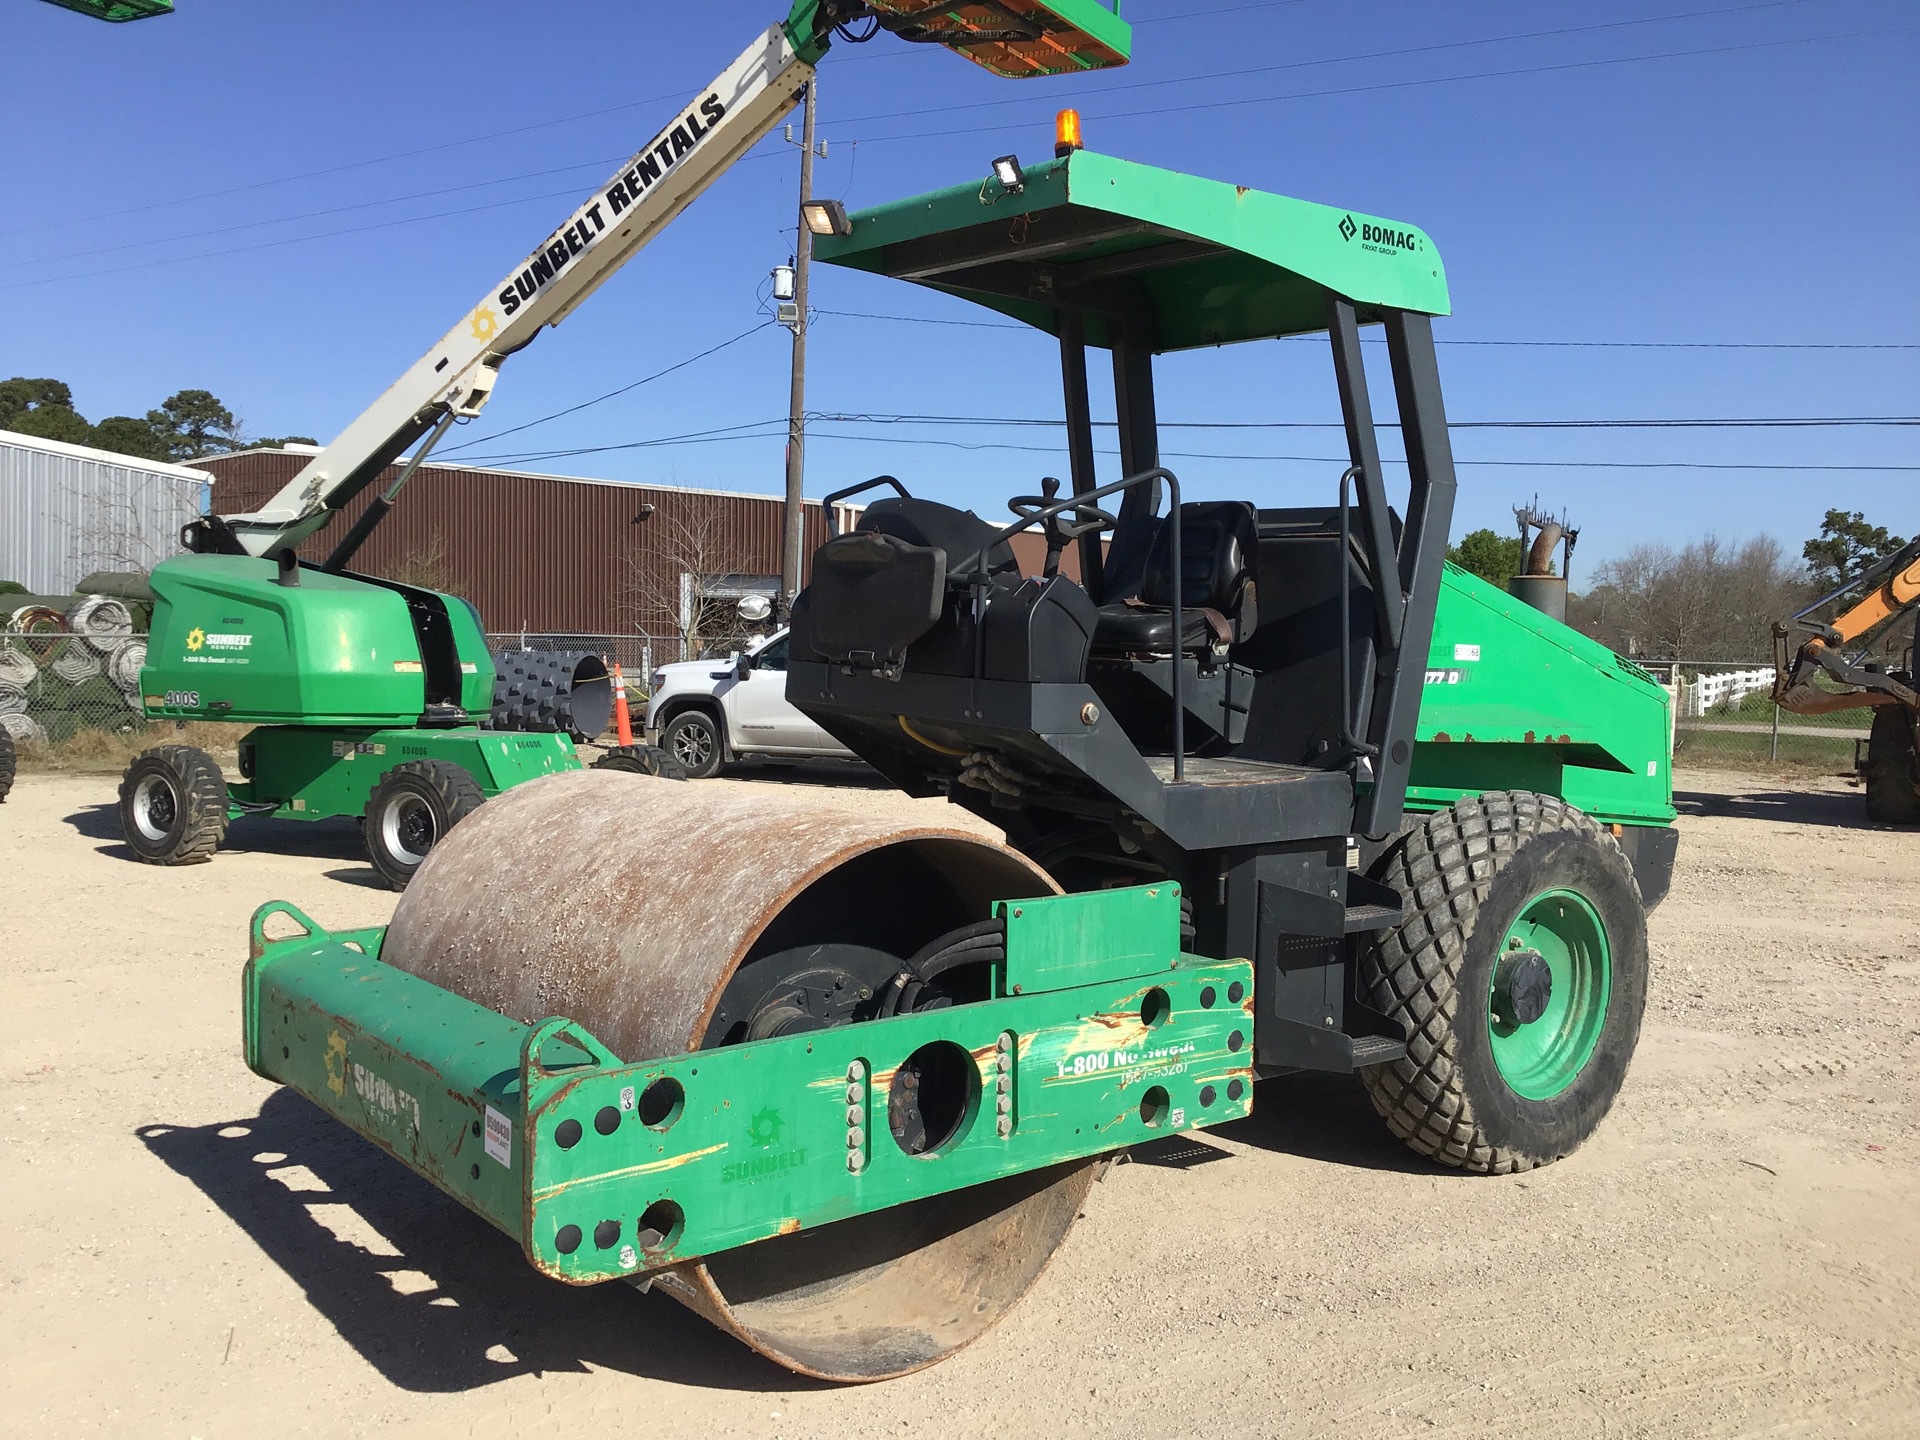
left=1509, top=502, right=1577, bottom=622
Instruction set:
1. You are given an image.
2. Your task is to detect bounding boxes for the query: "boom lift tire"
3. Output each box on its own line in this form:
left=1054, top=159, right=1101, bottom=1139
left=363, top=760, right=485, bottom=890
left=0, top=727, right=14, bottom=803
left=1863, top=704, right=1920, bottom=825
left=590, top=744, right=689, bottom=781
left=1357, top=790, right=1647, bottom=1174
left=660, top=708, right=724, bottom=779
left=119, top=744, right=229, bottom=865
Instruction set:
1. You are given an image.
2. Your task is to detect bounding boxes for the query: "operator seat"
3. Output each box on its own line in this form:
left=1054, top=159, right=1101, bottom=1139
left=1092, top=501, right=1258, bottom=657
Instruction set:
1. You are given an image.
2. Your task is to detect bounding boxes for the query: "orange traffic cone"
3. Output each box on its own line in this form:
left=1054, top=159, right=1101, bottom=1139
left=612, top=662, right=635, bottom=748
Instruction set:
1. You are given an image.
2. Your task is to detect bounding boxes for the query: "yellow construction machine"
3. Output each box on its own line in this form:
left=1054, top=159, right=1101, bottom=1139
left=1774, top=538, right=1920, bottom=822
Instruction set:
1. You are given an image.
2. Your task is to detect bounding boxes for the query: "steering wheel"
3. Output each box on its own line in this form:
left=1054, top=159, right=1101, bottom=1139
left=1008, top=477, right=1118, bottom=540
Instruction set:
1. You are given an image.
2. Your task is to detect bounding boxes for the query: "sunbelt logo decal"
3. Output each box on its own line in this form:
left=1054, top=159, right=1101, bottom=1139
left=1339, top=213, right=1422, bottom=255
left=183, top=625, right=253, bottom=664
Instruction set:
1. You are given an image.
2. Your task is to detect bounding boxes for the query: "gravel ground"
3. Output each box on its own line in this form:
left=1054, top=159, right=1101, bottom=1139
left=1, top=766, right=1915, bottom=1438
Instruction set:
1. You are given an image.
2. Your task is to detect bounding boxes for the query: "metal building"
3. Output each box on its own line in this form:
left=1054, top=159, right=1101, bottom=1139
left=200, top=447, right=863, bottom=655
left=0, top=430, right=210, bottom=593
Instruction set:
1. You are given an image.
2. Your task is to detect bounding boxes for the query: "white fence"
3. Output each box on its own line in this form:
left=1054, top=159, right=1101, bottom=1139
left=1676, top=666, right=1774, bottom=718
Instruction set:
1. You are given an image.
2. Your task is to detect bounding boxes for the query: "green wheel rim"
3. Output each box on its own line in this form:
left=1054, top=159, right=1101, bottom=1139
left=1488, top=888, right=1612, bottom=1101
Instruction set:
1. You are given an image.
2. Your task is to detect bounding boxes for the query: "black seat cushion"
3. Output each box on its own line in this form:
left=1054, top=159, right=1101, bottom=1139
left=802, top=530, right=944, bottom=668
left=858, top=497, right=1019, bottom=580
left=1092, top=501, right=1258, bottom=655
left=1092, top=604, right=1214, bottom=653
left=1138, top=501, right=1258, bottom=615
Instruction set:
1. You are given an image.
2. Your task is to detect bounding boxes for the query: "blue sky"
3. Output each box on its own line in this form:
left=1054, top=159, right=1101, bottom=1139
left=4, top=0, right=1914, bottom=577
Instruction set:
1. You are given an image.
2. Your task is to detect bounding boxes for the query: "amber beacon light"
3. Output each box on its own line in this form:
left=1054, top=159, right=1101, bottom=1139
left=1055, top=108, right=1083, bottom=157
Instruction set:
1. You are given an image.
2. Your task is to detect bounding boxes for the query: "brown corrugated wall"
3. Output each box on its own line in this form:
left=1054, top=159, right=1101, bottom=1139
left=200, top=451, right=842, bottom=636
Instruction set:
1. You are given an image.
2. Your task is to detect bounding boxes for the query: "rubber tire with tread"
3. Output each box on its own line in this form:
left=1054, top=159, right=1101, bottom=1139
left=1863, top=704, right=1920, bottom=825
left=659, top=709, right=724, bottom=780
left=1357, top=790, right=1649, bottom=1174
left=0, top=728, right=13, bottom=803
left=118, top=744, right=230, bottom=865
left=591, top=744, right=689, bottom=781
left=363, top=760, right=485, bottom=891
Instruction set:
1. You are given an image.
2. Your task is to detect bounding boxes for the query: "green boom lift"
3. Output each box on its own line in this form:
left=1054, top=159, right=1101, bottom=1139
left=114, top=1, right=1133, bottom=885
left=241, top=120, right=1677, bottom=1381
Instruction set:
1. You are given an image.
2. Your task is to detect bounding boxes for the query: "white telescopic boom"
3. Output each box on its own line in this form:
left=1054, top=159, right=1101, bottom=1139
left=218, top=26, right=813, bottom=558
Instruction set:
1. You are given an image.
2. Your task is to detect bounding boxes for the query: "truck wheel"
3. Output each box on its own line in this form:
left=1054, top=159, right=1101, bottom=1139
left=1863, top=706, right=1920, bottom=825
left=1357, top=790, right=1648, bottom=1174
left=364, top=760, right=485, bottom=890
left=0, top=728, right=14, bottom=803
left=119, top=745, right=229, bottom=865
left=591, top=744, right=689, bottom=781
left=660, top=709, right=723, bottom=779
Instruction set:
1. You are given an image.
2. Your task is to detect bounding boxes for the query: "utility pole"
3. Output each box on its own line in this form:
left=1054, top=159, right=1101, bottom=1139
left=779, top=77, right=820, bottom=613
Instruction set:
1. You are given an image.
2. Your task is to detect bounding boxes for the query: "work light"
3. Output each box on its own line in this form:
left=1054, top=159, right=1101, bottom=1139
left=801, top=198, right=852, bottom=237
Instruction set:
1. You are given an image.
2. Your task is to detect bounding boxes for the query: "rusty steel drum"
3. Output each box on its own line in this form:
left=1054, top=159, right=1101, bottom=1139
left=384, top=769, right=1096, bottom=1381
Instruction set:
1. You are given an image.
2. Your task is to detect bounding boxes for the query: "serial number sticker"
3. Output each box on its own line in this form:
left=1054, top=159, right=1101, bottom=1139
left=1453, top=643, right=1481, bottom=662
left=484, top=1106, right=512, bottom=1167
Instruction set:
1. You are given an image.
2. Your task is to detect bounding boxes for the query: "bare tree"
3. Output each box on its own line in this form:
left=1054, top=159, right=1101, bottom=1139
left=1573, top=534, right=1811, bottom=661
left=622, top=502, right=757, bottom=660
left=373, top=529, right=464, bottom=595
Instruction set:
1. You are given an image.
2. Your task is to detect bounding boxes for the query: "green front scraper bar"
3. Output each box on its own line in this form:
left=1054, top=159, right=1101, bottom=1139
left=242, top=885, right=1249, bottom=1284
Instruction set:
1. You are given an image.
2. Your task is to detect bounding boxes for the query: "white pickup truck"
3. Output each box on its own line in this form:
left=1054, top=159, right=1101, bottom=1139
left=644, top=629, right=854, bottom=778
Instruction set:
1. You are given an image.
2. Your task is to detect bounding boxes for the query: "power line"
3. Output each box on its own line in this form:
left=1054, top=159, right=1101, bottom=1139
left=799, top=430, right=1920, bottom=472
left=824, top=23, right=1919, bottom=149
left=0, top=140, right=799, bottom=292
left=0, top=85, right=701, bottom=241
left=814, top=309, right=1919, bottom=350
left=828, top=0, right=1821, bottom=129
left=5, top=157, right=628, bottom=269
left=436, top=323, right=778, bottom=457
left=445, top=416, right=1919, bottom=474
left=808, top=411, right=1920, bottom=431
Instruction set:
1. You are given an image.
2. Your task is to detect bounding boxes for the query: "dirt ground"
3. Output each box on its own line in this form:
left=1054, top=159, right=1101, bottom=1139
left=2, top=766, right=1915, bottom=1438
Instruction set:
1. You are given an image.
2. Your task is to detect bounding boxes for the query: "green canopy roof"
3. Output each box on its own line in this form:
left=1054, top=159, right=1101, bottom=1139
left=814, top=149, right=1449, bottom=352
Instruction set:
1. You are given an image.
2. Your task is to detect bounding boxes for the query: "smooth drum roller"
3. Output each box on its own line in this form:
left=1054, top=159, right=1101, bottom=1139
left=382, top=770, right=1094, bottom=1380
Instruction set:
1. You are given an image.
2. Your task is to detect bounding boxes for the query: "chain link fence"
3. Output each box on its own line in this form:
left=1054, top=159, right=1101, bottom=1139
left=1638, top=660, right=1867, bottom=772
left=0, top=611, right=148, bottom=748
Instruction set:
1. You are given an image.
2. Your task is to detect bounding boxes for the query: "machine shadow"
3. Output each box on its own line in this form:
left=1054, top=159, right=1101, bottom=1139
left=1210, top=1071, right=1440, bottom=1176
left=62, top=801, right=369, bottom=862
left=139, top=1089, right=805, bottom=1395
left=1673, top=786, right=1872, bottom=830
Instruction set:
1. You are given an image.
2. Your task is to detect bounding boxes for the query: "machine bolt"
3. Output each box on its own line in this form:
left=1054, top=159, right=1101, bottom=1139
left=1080, top=702, right=1100, bottom=725
left=846, top=1104, right=863, bottom=1125
left=847, top=1060, right=865, bottom=1082
left=996, top=1032, right=1013, bottom=1051
left=996, top=1075, right=1010, bottom=1094
left=996, top=1116, right=1013, bottom=1137
left=997, top=1094, right=1011, bottom=1115
left=848, top=1127, right=866, bottom=1148
left=845, top=1083, right=862, bottom=1104
left=847, top=1152, right=865, bottom=1173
